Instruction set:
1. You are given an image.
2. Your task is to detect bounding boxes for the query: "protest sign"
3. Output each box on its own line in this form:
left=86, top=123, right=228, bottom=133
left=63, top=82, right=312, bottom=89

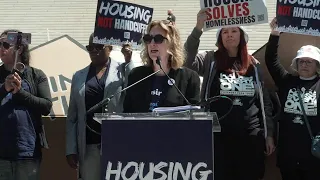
left=93, top=0, right=153, bottom=49
left=200, top=0, right=268, bottom=31
left=101, top=119, right=214, bottom=180
left=276, top=0, right=320, bottom=36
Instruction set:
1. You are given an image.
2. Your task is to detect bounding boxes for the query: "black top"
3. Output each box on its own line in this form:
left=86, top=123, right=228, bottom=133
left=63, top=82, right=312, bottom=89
left=85, top=63, right=109, bottom=144
left=0, top=65, right=52, bottom=160
left=265, top=35, right=320, bottom=168
left=210, top=58, right=262, bottom=136
left=123, top=66, right=200, bottom=113
left=149, top=76, right=168, bottom=111
left=0, top=66, right=52, bottom=115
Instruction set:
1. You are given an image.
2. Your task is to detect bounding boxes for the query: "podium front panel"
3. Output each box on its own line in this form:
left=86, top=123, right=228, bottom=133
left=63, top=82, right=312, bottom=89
left=100, top=115, right=214, bottom=180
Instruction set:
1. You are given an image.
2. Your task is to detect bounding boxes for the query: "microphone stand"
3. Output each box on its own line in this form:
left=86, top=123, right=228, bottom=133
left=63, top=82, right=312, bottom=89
left=155, top=57, right=234, bottom=120
left=156, top=57, right=191, bottom=105
left=86, top=69, right=161, bottom=135
left=86, top=69, right=161, bottom=115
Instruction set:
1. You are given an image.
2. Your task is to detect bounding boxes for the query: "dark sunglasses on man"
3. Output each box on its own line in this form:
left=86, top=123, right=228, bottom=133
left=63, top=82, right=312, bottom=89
left=0, top=41, right=13, bottom=50
left=86, top=44, right=105, bottom=52
left=143, top=34, right=167, bottom=44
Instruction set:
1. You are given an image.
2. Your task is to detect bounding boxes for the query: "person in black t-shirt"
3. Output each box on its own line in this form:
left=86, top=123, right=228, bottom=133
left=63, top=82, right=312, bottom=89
left=266, top=17, right=320, bottom=180
left=123, top=20, right=200, bottom=113
left=184, top=9, right=275, bottom=180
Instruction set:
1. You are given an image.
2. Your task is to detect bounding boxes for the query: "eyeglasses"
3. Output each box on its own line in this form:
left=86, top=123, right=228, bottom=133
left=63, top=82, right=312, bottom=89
left=143, top=34, right=167, bottom=44
left=298, top=59, right=314, bottom=66
left=86, top=44, right=105, bottom=52
left=0, top=41, right=12, bottom=50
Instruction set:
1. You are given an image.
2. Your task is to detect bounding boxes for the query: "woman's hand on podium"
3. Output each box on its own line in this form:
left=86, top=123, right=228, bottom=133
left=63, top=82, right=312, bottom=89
left=66, top=154, right=79, bottom=169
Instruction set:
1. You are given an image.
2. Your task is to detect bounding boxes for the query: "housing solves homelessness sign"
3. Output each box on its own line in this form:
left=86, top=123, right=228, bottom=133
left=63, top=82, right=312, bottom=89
left=200, top=0, right=268, bottom=30
left=93, top=0, right=153, bottom=49
left=276, top=0, right=320, bottom=36
left=101, top=120, right=214, bottom=180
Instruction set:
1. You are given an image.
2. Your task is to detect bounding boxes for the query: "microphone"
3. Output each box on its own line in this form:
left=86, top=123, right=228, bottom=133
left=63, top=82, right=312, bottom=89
left=86, top=69, right=161, bottom=114
left=156, top=56, right=191, bottom=105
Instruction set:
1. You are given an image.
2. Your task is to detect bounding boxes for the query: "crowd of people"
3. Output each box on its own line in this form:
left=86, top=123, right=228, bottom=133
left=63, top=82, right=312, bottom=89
left=0, top=7, right=319, bottom=180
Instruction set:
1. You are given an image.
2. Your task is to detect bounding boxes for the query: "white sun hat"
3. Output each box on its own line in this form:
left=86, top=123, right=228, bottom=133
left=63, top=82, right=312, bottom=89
left=291, top=45, right=320, bottom=73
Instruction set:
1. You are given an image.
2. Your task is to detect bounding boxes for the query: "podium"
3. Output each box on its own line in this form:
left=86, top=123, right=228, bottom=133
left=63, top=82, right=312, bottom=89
left=94, top=111, right=220, bottom=180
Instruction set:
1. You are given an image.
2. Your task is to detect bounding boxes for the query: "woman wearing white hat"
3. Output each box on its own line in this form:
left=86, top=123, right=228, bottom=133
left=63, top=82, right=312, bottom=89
left=266, top=18, right=320, bottom=180
left=184, top=9, right=275, bottom=180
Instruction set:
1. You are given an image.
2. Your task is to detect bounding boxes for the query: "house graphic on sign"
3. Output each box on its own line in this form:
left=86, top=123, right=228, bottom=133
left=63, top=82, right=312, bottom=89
left=30, top=35, right=91, bottom=119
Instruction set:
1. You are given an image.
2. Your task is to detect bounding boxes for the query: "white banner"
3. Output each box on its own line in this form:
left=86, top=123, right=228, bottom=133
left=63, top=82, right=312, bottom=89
left=200, top=0, right=269, bottom=31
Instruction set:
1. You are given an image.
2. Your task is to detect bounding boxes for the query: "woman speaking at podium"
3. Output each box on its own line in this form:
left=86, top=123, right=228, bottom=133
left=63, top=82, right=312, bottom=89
left=184, top=9, right=275, bottom=180
left=123, top=20, right=200, bottom=112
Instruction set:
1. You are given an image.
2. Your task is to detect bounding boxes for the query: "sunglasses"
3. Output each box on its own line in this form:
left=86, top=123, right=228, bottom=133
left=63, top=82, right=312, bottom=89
left=0, top=41, right=12, bottom=50
left=86, top=44, right=105, bottom=52
left=143, top=34, right=167, bottom=44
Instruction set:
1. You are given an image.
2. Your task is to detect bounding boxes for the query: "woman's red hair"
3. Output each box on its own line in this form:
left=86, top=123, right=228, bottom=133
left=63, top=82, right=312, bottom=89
left=214, top=28, right=253, bottom=75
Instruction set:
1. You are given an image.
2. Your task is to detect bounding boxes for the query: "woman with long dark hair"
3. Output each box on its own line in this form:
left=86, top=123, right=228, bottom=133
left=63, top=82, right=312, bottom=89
left=184, top=9, right=275, bottom=180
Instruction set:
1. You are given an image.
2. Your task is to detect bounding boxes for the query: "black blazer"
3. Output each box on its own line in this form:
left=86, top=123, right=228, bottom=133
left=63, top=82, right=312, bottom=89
left=123, top=66, right=200, bottom=113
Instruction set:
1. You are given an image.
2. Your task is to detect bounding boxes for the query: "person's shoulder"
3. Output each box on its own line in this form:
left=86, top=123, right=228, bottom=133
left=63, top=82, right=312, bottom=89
left=108, top=59, right=122, bottom=68
left=131, top=65, right=150, bottom=72
left=199, top=50, right=216, bottom=61
left=130, top=65, right=152, bottom=76
left=177, top=66, right=199, bottom=77
left=127, top=66, right=153, bottom=83
left=28, top=66, right=47, bottom=77
left=74, top=65, right=90, bottom=76
left=251, top=56, right=260, bottom=65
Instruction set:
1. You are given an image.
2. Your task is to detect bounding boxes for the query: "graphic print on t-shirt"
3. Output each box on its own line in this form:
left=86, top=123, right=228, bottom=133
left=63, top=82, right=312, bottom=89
left=149, top=88, right=163, bottom=111
left=293, top=116, right=304, bottom=125
left=232, top=98, right=244, bottom=106
left=149, top=76, right=167, bottom=111
left=284, top=87, right=317, bottom=124
left=284, top=87, right=317, bottom=116
left=220, top=72, right=255, bottom=97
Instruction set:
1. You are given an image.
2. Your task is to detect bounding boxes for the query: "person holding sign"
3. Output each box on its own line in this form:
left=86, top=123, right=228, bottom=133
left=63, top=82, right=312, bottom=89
left=123, top=20, right=200, bottom=113
left=184, top=9, right=275, bottom=180
left=65, top=33, right=134, bottom=180
left=265, top=18, right=320, bottom=180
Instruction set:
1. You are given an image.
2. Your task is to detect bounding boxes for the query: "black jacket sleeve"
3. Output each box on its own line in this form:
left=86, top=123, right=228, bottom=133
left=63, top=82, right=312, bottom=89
left=123, top=69, right=135, bottom=113
left=13, top=68, right=53, bottom=115
left=265, top=34, right=290, bottom=87
left=0, top=84, right=9, bottom=102
left=263, top=88, right=275, bottom=138
left=185, top=70, right=200, bottom=104
left=248, top=62, right=274, bottom=137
